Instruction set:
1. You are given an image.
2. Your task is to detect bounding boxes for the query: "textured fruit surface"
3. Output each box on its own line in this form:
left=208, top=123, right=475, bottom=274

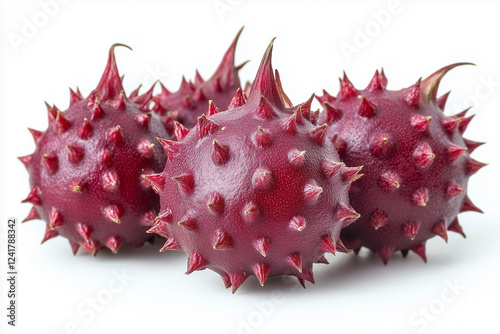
left=318, top=65, right=485, bottom=264
left=146, top=40, right=360, bottom=292
left=153, top=28, right=247, bottom=134
left=20, top=44, right=169, bottom=255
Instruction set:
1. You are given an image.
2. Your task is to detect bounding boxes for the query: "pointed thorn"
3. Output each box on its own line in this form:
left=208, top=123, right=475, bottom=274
left=289, top=216, right=306, bottom=232
left=448, top=144, right=467, bottom=162
left=412, top=187, right=429, bottom=206
left=304, top=180, right=323, bottom=203
left=433, top=220, right=448, bottom=243
left=315, top=255, right=329, bottom=265
left=207, top=100, right=221, bottom=117
left=212, top=139, right=230, bottom=165
left=402, top=221, right=420, bottom=240
left=448, top=217, right=466, bottom=238
left=49, top=207, right=63, bottom=229
left=321, top=235, right=336, bottom=255
left=339, top=72, right=357, bottom=99
left=160, top=237, right=182, bottom=252
left=67, top=144, right=84, bottom=164
left=141, top=172, right=165, bottom=193
left=76, top=223, right=92, bottom=241
left=18, top=154, right=33, bottom=170
left=229, top=88, right=246, bottom=108
left=22, top=206, right=40, bottom=223
left=42, top=153, right=59, bottom=175
left=137, top=139, right=155, bottom=159
left=460, top=196, right=483, bottom=213
left=252, top=167, right=273, bottom=190
left=464, top=139, right=485, bottom=153
left=411, top=115, right=432, bottom=132
left=413, top=143, right=435, bottom=169
left=242, top=202, right=260, bottom=223
left=379, top=171, right=401, bottom=192
left=22, top=187, right=42, bottom=206
left=157, top=137, right=181, bottom=161
left=287, top=253, right=303, bottom=273
left=437, top=91, right=451, bottom=110
left=197, top=114, right=218, bottom=139
left=322, top=160, right=342, bottom=178
left=79, top=118, right=93, bottom=139
left=172, top=172, right=195, bottom=195
left=253, top=237, right=271, bottom=257
left=378, top=245, right=395, bottom=265
left=135, top=113, right=151, bottom=128
left=177, top=214, right=197, bottom=231
left=105, top=236, right=122, bottom=254
left=447, top=181, right=466, bottom=198
left=41, top=225, right=59, bottom=244
left=402, top=79, right=421, bottom=108
left=213, top=229, right=233, bottom=250
left=411, top=242, right=427, bottom=263
left=337, top=203, right=360, bottom=227
left=288, top=149, right=306, bottom=167
left=28, top=128, right=44, bottom=145
left=81, top=239, right=100, bottom=256
left=309, top=123, right=328, bottom=145
left=253, top=263, right=270, bottom=286
left=55, top=111, right=71, bottom=135
left=173, top=121, right=190, bottom=141
left=358, top=96, right=376, bottom=117
left=230, top=272, right=248, bottom=294
left=465, top=157, right=487, bottom=176
left=147, top=219, right=168, bottom=238
left=341, top=165, right=363, bottom=183
left=207, top=192, right=225, bottom=216
left=70, top=241, right=79, bottom=255
left=102, top=170, right=120, bottom=192
left=322, top=102, right=342, bottom=124
left=103, top=204, right=123, bottom=224
left=371, top=209, right=388, bottom=230
left=186, top=252, right=208, bottom=274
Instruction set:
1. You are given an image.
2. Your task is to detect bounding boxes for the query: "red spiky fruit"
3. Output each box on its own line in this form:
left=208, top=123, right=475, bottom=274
left=20, top=44, right=169, bottom=255
left=318, top=65, right=485, bottom=264
left=153, top=28, right=248, bottom=134
left=147, top=40, right=359, bottom=292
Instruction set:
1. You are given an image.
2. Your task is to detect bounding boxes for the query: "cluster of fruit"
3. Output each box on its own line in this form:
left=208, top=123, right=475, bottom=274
left=20, top=28, right=485, bottom=293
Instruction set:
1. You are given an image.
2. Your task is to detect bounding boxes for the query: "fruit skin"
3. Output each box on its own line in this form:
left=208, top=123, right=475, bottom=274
left=318, top=64, right=486, bottom=264
left=19, top=44, right=169, bottom=256
left=153, top=27, right=248, bottom=134
left=145, top=40, right=360, bottom=292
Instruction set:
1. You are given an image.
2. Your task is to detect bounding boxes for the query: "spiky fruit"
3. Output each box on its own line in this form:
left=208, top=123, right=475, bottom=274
left=153, top=28, right=248, bottom=134
left=318, top=64, right=485, bottom=264
left=20, top=44, right=169, bottom=255
left=146, top=40, right=360, bottom=292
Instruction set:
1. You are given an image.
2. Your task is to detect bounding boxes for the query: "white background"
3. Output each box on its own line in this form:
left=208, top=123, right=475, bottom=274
left=1, top=1, right=499, bottom=333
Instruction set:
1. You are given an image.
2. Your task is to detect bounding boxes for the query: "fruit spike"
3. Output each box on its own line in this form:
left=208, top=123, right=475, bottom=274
left=153, top=39, right=357, bottom=291
left=153, top=28, right=247, bottom=131
left=19, top=44, right=169, bottom=255
left=321, top=64, right=484, bottom=263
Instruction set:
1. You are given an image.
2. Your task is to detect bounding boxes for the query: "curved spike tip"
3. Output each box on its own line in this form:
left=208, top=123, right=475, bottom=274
left=94, top=43, right=132, bottom=101
left=421, top=63, right=475, bottom=104
left=247, top=38, right=283, bottom=107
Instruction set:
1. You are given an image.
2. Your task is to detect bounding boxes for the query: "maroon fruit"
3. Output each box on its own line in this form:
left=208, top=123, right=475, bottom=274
left=145, top=40, right=361, bottom=292
left=19, top=44, right=169, bottom=255
left=153, top=28, right=248, bottom=134
left=318, top=64, right=485, bottom=264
